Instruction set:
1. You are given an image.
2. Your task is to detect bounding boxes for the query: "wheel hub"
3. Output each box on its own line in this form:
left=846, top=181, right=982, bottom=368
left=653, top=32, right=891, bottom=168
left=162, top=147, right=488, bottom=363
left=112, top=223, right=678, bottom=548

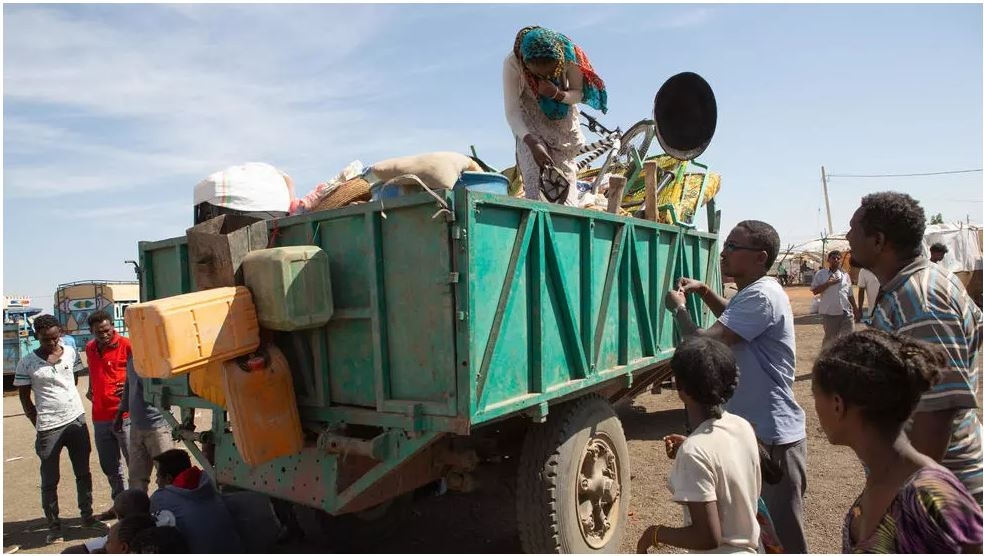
left=576, top=435, right=622, bottom=549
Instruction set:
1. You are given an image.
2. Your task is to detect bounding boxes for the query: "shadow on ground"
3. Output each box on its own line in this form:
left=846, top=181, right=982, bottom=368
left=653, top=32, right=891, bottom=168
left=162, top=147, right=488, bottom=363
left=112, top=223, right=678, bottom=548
left=3, top=516, right=108, bottom=553
left=618, top=404, right=688, bottom=442
left=278, top=463, right=522, bottom=554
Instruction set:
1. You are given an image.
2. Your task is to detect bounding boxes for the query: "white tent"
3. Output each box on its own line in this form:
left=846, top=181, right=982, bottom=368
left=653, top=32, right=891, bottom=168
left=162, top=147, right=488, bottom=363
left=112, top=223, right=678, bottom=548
left=921, top=223, right=983, bottom=273
left=773, top=234, right=850, bottom=273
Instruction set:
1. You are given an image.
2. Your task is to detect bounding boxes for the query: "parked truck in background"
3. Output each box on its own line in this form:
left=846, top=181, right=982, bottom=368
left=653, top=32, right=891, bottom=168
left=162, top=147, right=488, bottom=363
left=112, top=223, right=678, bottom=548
left=3, top=297, right=42, bottom=389
left=53, top=280, right=139, bottom=354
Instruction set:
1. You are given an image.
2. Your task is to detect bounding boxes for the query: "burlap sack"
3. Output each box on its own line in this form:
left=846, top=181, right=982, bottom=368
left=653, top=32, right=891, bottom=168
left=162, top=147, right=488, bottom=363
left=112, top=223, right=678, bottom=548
left=371, top=152, right=481, bottom=192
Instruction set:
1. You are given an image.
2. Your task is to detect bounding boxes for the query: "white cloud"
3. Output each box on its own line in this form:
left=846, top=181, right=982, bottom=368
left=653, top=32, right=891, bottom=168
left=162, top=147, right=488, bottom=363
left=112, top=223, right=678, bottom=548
left=3, top=4, right=487, bottom=201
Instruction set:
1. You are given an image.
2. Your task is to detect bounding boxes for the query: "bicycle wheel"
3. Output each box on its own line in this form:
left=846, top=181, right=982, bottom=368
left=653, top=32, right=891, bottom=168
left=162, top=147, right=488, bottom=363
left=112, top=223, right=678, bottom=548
left=616, top=120, right=655, bottom=188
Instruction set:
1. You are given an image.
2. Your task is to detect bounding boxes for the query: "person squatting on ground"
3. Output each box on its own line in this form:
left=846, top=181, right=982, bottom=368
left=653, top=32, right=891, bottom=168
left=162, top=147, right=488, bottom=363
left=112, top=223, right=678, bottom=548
left=636, top=337, right=774, bottom=554
left=14, top=314, right=96, bottom=544
left=812, top=329, right=982, bottom=553
left=85, top=310, right=132, bottom=518
left=149, top=449, right=243, bottom=553
left=846, top=191, right=983, bottom=503
left=666, top=220, right=809, bottom=553
left=504, top=25, right=607, bottom=203
left=811, top=250, right=860, bottom=348
left=62, top=489, right=151, bottom=554
left=128, top=526, right=189, bottom=553
left=104, top=514, right=157, bottom=554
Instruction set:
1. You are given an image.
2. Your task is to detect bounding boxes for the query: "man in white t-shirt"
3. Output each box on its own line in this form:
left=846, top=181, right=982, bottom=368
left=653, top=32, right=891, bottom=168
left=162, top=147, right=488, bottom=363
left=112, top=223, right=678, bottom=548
left=14, top=315, right=96, bottom=544
left=811, top=250, right=860, bottom=349
left=856, top=267, right=880, bottom=321
left=193, top=162, right=295, bottom=224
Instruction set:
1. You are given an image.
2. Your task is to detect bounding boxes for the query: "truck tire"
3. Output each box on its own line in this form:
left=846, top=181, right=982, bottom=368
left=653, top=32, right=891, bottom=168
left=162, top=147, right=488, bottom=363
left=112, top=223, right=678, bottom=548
left=516, top=395, right=630, bottom=553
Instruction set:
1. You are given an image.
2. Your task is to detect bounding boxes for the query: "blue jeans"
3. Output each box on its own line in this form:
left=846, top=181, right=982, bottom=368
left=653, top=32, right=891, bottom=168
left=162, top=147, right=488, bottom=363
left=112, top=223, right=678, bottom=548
left=92, top=419, right=129, bottom=501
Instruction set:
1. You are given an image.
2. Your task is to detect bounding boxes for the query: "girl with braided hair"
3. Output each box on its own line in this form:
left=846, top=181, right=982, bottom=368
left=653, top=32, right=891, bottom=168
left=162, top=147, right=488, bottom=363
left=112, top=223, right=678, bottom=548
left=813, top=329, right=982, bottom=553
left=637, top=337, right=771, bottom=553
left=503, top=26, right=607, bottom=204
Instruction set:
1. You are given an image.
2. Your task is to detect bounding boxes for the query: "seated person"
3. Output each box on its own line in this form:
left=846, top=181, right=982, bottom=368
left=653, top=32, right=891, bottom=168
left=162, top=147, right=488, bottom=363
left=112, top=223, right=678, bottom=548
left=128, top=526, right=190, bottom=554
left=149, top=449, right=244, bottom=554
left=105, top=515, right=157, bottom=554
left=62, top=489, right=152, bottom=554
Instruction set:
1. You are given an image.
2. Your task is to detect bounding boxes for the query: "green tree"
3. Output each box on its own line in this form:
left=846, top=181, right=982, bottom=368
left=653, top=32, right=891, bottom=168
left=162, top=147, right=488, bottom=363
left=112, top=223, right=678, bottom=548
left=930, top=213, right=944, bottom=225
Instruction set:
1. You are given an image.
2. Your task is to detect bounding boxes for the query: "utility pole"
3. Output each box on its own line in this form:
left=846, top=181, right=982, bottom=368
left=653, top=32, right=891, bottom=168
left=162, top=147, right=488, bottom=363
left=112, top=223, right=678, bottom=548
left=821, top=166, right=834, bottom=235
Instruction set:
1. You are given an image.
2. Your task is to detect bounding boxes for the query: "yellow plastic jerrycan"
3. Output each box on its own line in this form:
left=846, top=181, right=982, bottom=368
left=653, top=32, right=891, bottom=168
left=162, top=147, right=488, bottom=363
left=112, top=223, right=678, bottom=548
left=188, top=361, right=225, bottom=408
left=125, top=286, right=260, bottom=379
left=222, top=344, right=304, bottom=466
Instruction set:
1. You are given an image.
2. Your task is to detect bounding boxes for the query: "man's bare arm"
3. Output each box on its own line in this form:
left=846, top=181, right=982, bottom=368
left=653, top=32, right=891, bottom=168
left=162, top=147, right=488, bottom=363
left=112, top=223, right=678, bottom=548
left=18, top=386, right=37, bottom=426
left=696, top=283, right=729, bottom=318
left=672, top=307, right=743, bottom=346
left=908, top=409, right=957, bottom=462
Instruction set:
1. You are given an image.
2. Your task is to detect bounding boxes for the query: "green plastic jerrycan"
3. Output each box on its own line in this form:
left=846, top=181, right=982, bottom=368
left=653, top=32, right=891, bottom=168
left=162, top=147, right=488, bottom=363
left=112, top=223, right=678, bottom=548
left=242, top=246, right=334, bottom=331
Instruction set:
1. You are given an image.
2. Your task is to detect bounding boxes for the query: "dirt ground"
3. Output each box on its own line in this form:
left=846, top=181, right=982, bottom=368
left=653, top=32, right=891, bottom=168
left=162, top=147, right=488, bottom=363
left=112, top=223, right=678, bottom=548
left=3, top=285, right=866, bottom=554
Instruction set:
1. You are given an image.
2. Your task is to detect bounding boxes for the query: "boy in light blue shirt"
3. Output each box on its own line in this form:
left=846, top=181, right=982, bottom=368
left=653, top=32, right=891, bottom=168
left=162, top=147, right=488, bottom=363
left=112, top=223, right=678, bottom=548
left=665, top=220, right=808, bottom=554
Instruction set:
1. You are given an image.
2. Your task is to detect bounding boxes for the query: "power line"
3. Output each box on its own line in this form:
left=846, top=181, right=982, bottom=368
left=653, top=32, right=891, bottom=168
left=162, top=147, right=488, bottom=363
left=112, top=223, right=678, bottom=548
left=828, top=169, right=982, bottom=178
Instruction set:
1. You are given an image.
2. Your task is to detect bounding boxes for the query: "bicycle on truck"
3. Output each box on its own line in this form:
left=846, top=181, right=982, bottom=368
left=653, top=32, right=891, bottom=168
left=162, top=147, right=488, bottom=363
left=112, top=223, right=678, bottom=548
left=569, top=72, right=718, bottom=227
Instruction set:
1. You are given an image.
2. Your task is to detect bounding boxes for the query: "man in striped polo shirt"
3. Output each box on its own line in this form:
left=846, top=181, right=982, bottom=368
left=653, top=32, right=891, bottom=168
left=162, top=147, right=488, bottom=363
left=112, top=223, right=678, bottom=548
left=846, top=191, right=982, bottom=503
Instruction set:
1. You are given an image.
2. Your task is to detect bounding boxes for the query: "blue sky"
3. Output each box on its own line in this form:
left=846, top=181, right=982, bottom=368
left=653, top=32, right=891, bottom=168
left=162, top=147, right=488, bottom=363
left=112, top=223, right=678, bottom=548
left=4, top=3, right=982, bottom=312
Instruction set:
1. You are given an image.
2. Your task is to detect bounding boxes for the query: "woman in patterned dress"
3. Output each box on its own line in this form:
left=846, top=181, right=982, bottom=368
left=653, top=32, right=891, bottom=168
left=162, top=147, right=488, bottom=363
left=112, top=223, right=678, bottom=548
left=502, top=26, right=607, bottom=204
left=813, top=329, right=982, bottom=553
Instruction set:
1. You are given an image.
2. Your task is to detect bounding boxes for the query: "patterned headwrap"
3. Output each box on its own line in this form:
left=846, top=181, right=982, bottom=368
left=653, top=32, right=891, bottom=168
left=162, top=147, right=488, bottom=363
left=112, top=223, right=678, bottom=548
left=513, top=26, right=608, bottom=120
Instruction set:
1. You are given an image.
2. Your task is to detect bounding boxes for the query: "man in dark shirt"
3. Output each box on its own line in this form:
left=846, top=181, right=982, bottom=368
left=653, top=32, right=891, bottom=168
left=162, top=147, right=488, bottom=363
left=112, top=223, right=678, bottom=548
left=114, top=358, right=174, bottom=491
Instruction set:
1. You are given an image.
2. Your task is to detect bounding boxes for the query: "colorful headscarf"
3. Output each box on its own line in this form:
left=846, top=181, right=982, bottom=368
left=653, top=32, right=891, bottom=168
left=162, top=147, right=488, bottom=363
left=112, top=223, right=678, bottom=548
left=513, top=26, right=608, bottom=120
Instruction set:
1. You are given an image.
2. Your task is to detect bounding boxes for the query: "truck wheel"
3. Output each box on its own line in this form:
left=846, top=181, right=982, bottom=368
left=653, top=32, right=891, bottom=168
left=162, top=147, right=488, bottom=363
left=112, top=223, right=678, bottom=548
left=516, top=395, right=629, bottom=553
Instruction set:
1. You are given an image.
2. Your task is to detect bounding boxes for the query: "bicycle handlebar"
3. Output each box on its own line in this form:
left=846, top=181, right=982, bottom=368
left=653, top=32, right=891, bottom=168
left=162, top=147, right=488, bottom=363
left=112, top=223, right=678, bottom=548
left=580, top=112, right=616, bottom=136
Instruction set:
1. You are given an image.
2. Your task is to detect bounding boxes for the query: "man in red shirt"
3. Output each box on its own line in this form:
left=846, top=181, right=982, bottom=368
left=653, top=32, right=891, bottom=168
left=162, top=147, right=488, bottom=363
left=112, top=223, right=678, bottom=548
left=85, top=311, right=130, bottom=520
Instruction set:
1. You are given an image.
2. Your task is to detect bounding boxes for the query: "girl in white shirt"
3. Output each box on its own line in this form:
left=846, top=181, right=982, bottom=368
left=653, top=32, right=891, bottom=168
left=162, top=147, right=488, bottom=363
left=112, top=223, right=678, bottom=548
left=637, top=337, right=766, bottom=554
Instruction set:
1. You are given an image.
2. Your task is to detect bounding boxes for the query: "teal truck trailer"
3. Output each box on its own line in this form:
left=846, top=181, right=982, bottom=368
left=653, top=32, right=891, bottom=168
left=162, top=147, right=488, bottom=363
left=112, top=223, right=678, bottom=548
left=137, top=185, right=721, bottom=552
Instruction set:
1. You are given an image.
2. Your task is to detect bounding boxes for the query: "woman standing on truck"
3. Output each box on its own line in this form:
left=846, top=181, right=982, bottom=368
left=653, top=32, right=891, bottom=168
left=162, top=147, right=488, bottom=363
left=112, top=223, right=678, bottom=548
left=636, top=337, right=765, bottom=554
left=503, top=25, right=607, bottom=204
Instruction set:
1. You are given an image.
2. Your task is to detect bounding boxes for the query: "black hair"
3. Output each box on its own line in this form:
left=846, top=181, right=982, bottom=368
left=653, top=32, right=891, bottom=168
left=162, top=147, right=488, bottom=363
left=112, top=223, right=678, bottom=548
left=930, top=242, right=948, bottom=253
left=813, top=329, right=944, bottom=436
left=857, top=192, right=926, bottom=258
left=87, top=310, right=113, bottom=328
left=116, top=514, right=158, bottom=548
left=735, top=220, right=781, bottom=269
left=671, top=337, right=739, bottom=419
left=828, top=250, right=842, bottom=258
left=129, top=526, right=190, bottom=554
left=32, top=314, right=61, bottom=335
left=153, top=449, right=191, bottom=480
left=113, top=488, right=150, bottom=519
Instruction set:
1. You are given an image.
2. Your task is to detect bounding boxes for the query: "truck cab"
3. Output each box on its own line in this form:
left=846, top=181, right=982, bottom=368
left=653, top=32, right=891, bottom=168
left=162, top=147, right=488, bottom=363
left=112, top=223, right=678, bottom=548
left=3, top=298, right=42, bottom=388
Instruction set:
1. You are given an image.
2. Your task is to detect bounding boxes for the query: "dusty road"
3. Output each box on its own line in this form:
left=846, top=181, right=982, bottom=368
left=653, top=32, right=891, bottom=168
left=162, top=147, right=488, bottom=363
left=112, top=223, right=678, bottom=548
left=4, top=285, right=866, bottom=554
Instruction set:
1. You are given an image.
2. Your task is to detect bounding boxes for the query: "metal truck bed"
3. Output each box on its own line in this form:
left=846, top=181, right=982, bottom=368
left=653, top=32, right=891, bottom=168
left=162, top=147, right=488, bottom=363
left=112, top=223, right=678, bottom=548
left=137, top=187, right=720, bottom=513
